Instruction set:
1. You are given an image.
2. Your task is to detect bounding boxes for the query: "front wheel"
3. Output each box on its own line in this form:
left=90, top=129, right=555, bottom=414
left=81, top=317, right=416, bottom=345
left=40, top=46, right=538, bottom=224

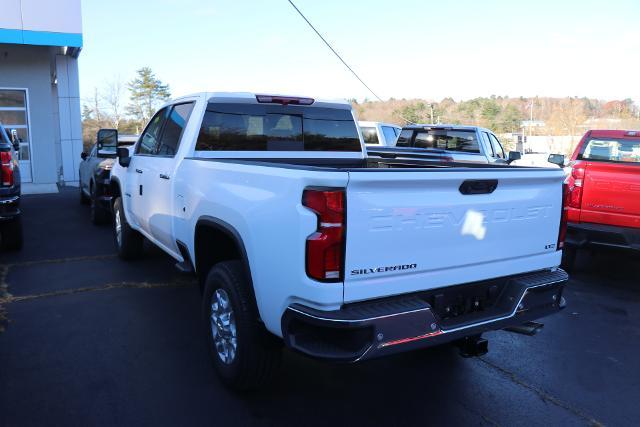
left=113, top=197, right=143, bottom=260
left=202, top=261, right=281, bottom=390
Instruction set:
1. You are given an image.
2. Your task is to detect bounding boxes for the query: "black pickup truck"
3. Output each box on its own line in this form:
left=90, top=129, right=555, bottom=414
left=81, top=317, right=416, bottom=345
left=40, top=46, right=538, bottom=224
left=79, top=131, right=138, bottom=224
left=0, top=123, right=22, bottom=250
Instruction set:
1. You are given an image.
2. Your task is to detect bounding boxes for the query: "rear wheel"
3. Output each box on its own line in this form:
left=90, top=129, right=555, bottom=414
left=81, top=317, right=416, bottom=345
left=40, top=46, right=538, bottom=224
left=113, top=197, right=143, bottom=259
left=90, top=184, right=110, bottom=225
left=1, top=217, right=23, bottom=251
left=202, top=261, right=281, bottom=390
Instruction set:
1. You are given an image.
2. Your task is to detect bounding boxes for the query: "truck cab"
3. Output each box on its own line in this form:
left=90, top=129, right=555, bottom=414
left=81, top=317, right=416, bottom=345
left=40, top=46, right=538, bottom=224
left=367, top=124, right=521, bottom=165
left=358, top=121, right=401, bottom=147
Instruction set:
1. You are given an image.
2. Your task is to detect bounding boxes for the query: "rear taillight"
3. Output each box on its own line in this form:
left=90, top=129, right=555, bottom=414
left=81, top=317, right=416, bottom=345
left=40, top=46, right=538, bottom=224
left=566, top=161, right=585, bottom=209
left=1, top=151, right=14, bottom=187
left=302, top=188, right=345, bottom=281
left=558, top=183, right=569, bottom=250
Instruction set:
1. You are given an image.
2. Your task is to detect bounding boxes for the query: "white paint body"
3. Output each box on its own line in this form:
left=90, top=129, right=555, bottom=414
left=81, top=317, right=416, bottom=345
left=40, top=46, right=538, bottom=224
left=112, top=92, right=565, bottom=338
left=359, top=121, right=402, bottom=147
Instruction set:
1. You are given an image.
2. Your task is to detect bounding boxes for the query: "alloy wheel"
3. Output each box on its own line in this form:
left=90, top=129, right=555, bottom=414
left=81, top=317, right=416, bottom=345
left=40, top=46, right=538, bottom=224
left=210, top=288, right=238, bottom=364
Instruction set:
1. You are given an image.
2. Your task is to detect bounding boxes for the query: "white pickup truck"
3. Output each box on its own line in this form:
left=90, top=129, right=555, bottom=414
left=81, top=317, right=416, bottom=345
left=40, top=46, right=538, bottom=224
left=107, top=92, right=568, bottom=390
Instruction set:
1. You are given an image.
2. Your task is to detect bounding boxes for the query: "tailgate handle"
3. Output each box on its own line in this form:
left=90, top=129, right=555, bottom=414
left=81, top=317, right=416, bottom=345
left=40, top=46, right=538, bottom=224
left=459, top=179, right=498, bottom=195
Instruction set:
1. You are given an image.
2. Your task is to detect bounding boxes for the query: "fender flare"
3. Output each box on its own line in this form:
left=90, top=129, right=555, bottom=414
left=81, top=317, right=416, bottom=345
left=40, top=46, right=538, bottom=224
left=194, top=216, right=255, bottom=294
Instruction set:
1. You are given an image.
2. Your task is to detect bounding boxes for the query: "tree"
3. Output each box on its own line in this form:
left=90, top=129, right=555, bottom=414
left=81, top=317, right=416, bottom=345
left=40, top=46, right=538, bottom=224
left=547, top=97, right=587, bottom=137
left=103, top=76, right=125, bottom=129
left=498, top=104, right=523, bottom=133
left=480, top=99, right=501, bottom=130
left=126, top=67, right=171, bottom=124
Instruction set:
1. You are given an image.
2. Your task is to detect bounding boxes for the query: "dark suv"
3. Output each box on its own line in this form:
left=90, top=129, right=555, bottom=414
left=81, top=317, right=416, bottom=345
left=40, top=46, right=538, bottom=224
left=0, top=123, right=22, bottom=250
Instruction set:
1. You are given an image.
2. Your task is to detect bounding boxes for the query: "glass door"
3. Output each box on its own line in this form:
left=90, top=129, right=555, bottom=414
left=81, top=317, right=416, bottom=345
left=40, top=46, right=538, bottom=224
left=0, top=89, right=32, bottom=182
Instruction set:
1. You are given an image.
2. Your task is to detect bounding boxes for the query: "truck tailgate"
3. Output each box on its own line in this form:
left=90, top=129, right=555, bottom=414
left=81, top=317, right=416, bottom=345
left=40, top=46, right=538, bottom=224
left=343, top=168, right=564, bottom=303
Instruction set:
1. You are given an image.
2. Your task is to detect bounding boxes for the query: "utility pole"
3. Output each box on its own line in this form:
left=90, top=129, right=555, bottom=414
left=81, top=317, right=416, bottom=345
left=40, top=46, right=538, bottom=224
left=430, top=104, right=434, bottom=124
left=529, top=100, right=534, bottom=137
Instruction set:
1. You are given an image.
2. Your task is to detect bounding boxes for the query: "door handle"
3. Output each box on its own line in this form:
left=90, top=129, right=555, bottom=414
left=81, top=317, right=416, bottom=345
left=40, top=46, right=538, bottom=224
left=159, top=173, right=170, bottom=180
left=135, top=168, right=143, bottom=174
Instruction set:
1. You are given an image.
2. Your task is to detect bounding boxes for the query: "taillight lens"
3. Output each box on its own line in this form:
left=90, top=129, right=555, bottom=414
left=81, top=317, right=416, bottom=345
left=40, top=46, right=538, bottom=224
left=303, top=188, right=345, bottom=281
left=1, top=151, right=14, bottom=187
left=558, top=183, right=569, bottom=250
left=566, top=161, right=585, bottom=209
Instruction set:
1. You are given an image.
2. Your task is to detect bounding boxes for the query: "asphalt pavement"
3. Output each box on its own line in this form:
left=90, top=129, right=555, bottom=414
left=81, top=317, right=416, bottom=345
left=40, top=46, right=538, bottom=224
left=1, top=188, right=639, bottom=426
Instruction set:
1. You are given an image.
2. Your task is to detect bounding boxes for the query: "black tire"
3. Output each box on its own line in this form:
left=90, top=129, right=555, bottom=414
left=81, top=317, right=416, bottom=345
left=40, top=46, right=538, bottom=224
left=561, top=246, right=577, bottom=272
left=90, top=184, right=110, bottom=225
left=80, top=183, right=90, bottom=205
left=202, top=261, right=281, bottom=390
left=113, top=197, right=143, bottom=260
left=1, top=217, right=23, bottom=251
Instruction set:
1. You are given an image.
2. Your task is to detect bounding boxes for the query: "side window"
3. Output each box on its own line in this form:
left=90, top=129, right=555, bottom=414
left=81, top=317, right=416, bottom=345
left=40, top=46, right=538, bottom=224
left=89, top=144, right=97, bottom=157
left=395, top=129, right=413, bottom=147
left=381, top=126, right=398, bottom=145
left=489, top=134, right=505, bottom=159
left=156, top=103, right=195, bottom=156
left=361, top=127, right=379, bottom=144
left=481, top=132, right=495, bottom=157
left=136, top=108, right=168, bottom=155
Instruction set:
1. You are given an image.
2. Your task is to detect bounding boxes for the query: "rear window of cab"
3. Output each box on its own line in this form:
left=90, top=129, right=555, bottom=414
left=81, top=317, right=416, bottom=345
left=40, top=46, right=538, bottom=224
left=579, top=138, right=640, bottom=164
left=196, top=103, right=361, bottom=152
left=396, top=129, right=480, bottom=153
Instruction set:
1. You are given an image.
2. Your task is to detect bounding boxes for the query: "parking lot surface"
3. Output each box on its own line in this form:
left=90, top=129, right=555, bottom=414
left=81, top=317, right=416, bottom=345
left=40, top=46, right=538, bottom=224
left=1, top=188, right=639, bottom=426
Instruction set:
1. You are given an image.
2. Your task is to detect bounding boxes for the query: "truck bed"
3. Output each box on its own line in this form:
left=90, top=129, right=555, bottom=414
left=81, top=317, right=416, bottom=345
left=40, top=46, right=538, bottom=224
left=189, top=156, right=558, bottom=171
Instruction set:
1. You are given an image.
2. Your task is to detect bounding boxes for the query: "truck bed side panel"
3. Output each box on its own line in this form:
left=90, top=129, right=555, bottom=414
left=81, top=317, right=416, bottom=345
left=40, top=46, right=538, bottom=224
left=175, top=159, right=349, bottom=336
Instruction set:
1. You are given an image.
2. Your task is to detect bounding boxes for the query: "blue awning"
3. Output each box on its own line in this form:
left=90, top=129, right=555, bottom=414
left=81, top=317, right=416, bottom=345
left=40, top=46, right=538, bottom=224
left=0, top=28, right=82, bottom=49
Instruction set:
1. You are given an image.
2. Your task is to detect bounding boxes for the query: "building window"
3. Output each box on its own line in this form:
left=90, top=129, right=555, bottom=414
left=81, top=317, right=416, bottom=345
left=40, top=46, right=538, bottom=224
left=0, top=90, right=31, bottom=180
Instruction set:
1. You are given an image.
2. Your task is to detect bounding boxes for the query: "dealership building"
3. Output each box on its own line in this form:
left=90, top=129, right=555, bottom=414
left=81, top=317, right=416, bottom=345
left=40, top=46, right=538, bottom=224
left=0, top=0, right=82, bottom=193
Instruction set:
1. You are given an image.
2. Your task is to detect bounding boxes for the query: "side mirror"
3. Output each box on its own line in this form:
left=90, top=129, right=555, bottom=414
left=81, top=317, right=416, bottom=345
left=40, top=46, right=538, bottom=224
left=117, top=146, right=131, bottom=167
left=81, top=152, right=88, bottom=160
left=548, top=153, right=565, bottom=167
left=9, top=129, right=20, bottom=151
left=96, top=128, right=118, bottom=158
left=507, top=151, right=522, bottom=164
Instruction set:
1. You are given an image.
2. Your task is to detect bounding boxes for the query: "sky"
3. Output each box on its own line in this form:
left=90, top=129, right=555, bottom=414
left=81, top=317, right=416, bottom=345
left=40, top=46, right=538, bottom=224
left=79, top=0, right=640, bottom=104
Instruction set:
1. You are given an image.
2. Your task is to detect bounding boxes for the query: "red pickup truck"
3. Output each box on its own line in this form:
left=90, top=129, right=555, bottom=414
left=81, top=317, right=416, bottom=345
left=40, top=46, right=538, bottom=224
left=563, top=129, right=640, bottom=268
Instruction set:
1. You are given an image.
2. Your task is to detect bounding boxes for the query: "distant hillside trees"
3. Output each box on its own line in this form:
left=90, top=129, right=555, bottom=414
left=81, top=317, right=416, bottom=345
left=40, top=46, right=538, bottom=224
left=355, top=96, right=640, bottom=137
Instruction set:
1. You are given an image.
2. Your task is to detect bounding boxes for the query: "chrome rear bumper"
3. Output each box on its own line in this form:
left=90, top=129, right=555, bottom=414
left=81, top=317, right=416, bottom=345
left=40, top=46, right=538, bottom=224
left=281, top=269, right=568, bottom=362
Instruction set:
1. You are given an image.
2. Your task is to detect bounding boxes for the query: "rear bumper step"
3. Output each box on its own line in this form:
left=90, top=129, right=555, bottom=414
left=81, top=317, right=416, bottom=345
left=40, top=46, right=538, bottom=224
left=566, top=222, right=640, bottom=251
left=281, top=269, right=568, bottom=362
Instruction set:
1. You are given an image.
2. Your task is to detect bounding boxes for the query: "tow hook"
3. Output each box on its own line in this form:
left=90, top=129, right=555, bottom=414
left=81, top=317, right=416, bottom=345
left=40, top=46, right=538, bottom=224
left=457, top=335, right=489, bottom=358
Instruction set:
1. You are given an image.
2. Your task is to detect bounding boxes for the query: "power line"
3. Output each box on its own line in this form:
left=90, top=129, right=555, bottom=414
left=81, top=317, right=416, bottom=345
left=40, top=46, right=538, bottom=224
left=285, top=0, right=416, bottom=125
left=286, top=0, right=382, bottom=102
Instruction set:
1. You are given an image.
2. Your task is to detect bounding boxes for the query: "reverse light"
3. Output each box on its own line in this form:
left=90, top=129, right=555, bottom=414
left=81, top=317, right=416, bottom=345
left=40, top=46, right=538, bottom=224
left=256, top=95, right=314, bottom=106
left=1, top=151, right=14, bottom=187
left=302, top=188, right=345, bottom=281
